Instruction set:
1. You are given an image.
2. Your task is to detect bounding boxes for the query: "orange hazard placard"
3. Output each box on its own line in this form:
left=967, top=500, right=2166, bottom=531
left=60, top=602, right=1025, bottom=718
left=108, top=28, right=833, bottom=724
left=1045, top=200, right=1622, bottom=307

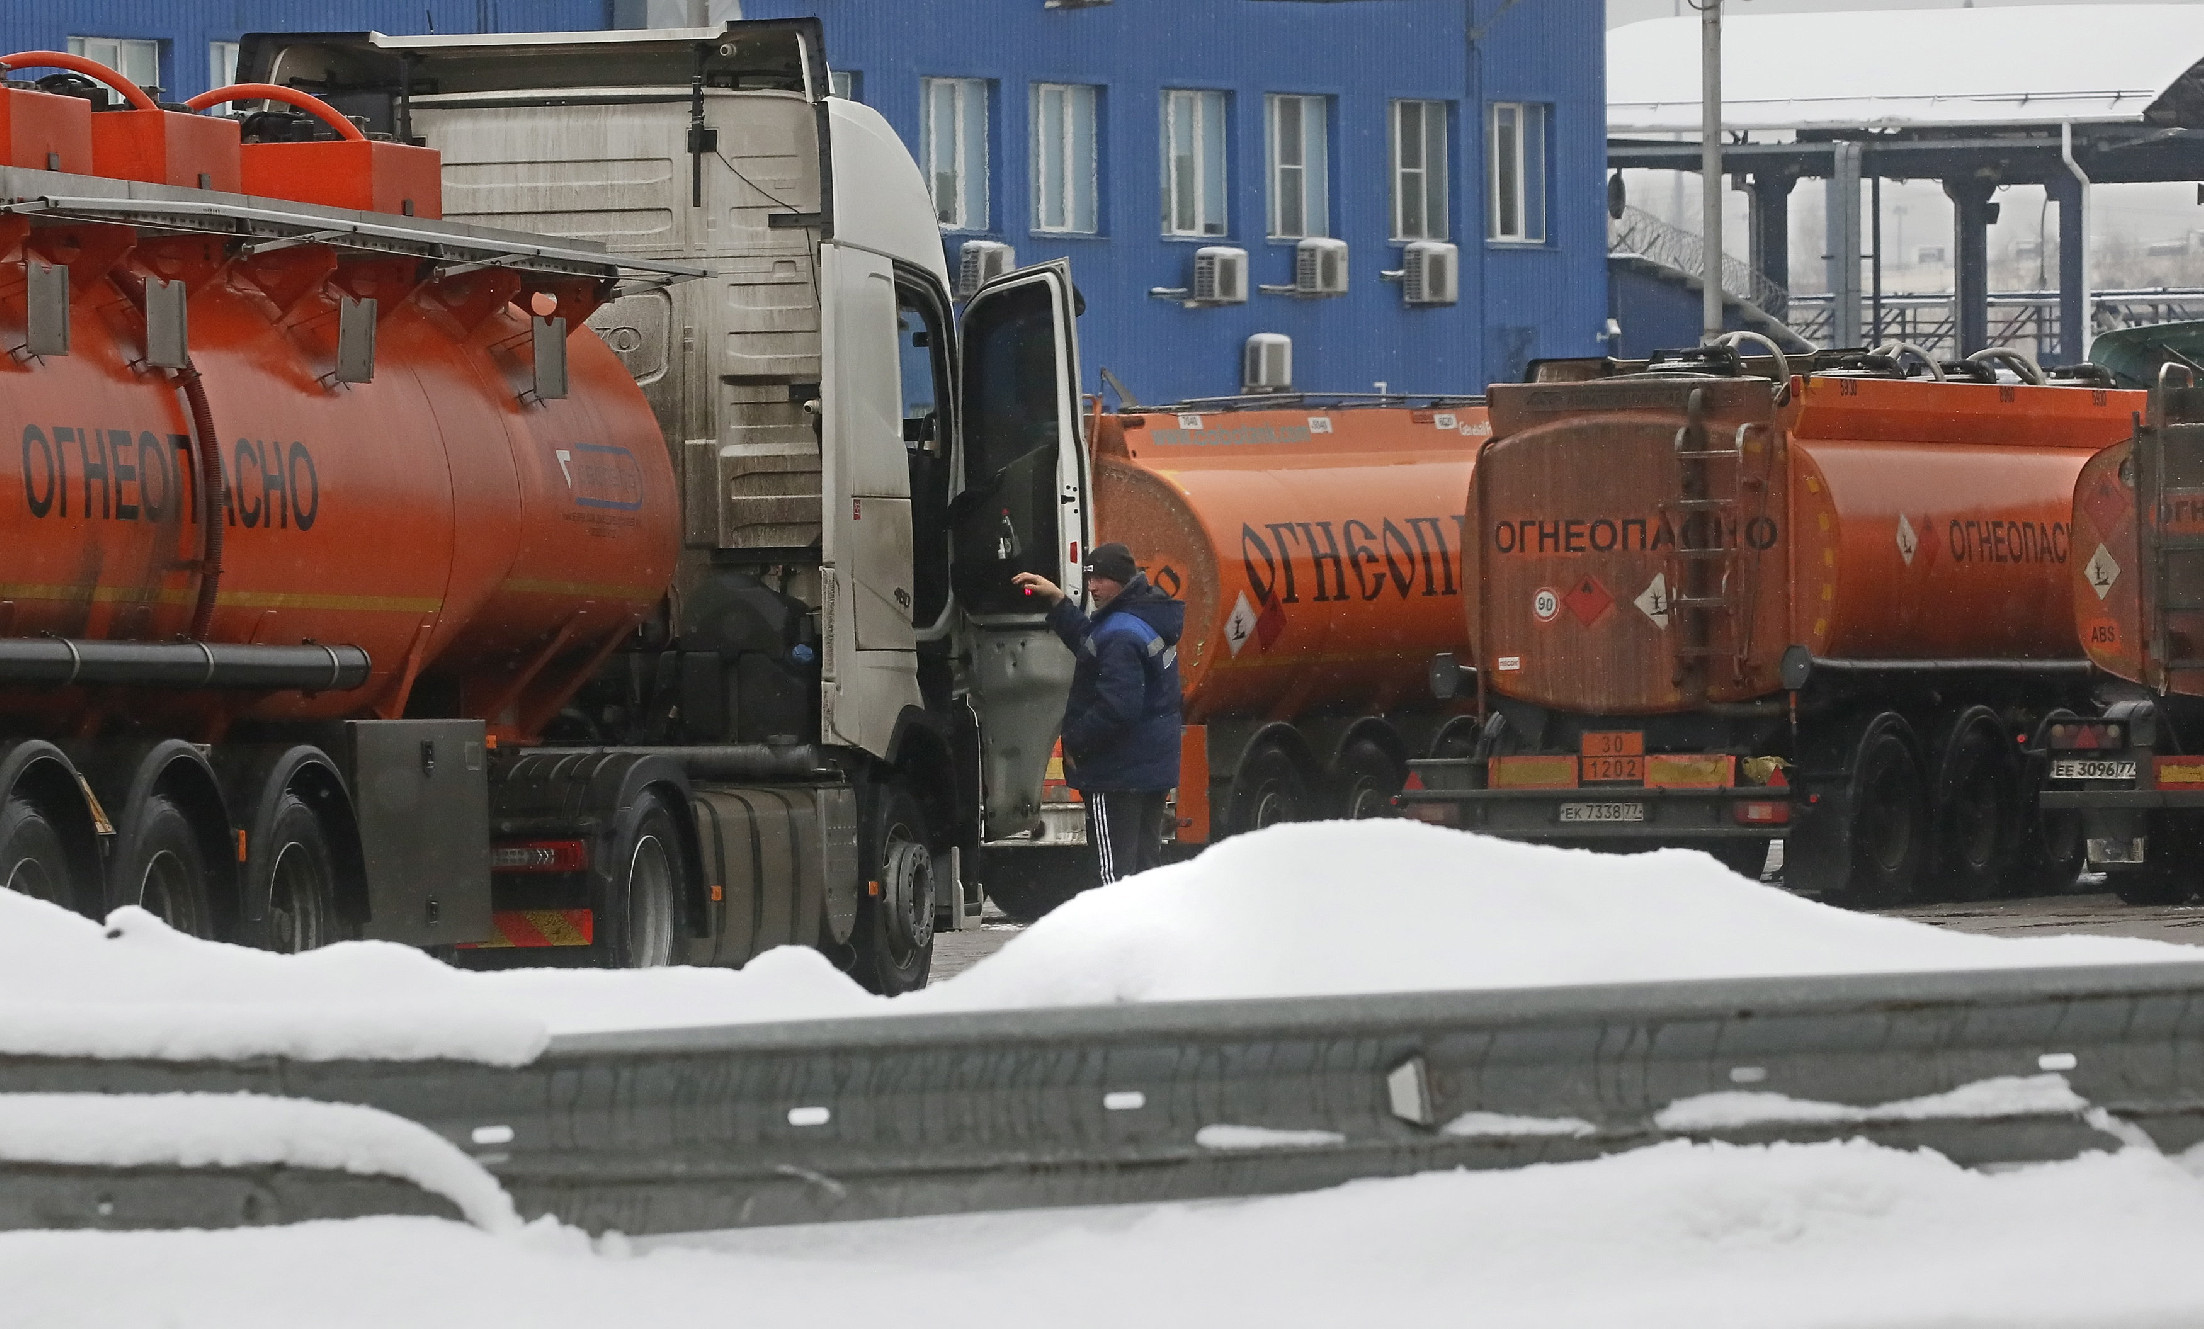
left=1581, top=731, right=1644, bottom=757
left=1580, top=755, right=1645, bottom=784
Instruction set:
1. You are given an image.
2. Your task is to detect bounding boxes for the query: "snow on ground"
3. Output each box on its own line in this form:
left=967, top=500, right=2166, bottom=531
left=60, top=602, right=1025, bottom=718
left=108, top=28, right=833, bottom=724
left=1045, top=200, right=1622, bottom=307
left=10, top=1137, right=2204, bottom=1328
left=0, top=1093, right=517, bottom=1232
left=1, top=821, right=2195, bottom=1061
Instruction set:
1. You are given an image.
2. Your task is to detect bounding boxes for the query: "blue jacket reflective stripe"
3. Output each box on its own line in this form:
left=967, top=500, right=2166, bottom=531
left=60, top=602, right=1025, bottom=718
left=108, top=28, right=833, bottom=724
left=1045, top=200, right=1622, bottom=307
left=1047, top=574, right=1185, bottom=793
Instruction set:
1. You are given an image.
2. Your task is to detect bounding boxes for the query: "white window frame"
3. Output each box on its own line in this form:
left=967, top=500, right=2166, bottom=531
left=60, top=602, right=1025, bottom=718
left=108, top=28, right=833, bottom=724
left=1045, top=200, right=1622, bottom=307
left=1266, top=94, right=1329, bottom=240
left=1161, top=88, right=1228, bottom=238
left=208, top=41, right=239, bottom=91
left=67, top=36, right=160, bottom=92
left=922, top=77, right=990, bottom=232
left=1391, top=100, right=1449, bottom=242
left=1487, top=101, right=1549, bottom=244
left=1031, top=83, right=1099, bottom=235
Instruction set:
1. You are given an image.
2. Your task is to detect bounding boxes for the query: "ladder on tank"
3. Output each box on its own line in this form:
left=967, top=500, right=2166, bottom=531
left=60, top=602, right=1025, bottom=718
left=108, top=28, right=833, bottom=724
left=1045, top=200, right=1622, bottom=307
left=2140, top=364, right=2204, bottom=691
left=1666, top=387, right=1756, bottom=698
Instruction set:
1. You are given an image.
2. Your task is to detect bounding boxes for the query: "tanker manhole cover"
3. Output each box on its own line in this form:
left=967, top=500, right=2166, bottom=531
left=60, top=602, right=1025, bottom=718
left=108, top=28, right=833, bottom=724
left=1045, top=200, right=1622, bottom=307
left=1563, top=575, right=1613, bottom=626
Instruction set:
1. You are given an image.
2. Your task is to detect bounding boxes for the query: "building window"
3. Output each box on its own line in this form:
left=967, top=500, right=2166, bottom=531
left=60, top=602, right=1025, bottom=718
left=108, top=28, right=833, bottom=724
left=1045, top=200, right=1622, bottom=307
left=1488, top=101, right=1548, bottom=244
left=68, top=36, right=160, bottom=92
left=1391, top=100, right=1449, bottom=241
left=1266, top=94, right=1328, bottom=239
left=209, top=41, right=239, bottom=91
left=1161, top=89, right=1227, bottom=237
left=829, top=69, right=860, bottom=101
left=922, top=77, right=989, bottom=231
left=1032, top=83, right=1098, bottom=234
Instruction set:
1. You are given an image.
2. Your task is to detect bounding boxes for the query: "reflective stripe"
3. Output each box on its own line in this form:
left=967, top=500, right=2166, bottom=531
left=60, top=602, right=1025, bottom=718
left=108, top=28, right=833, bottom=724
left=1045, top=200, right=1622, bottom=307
left=1092, top=793, right=1116, bottom=884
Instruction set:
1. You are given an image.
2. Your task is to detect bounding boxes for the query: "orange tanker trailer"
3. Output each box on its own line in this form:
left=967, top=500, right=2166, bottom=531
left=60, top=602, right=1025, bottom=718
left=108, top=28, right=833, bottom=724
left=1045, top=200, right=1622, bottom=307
left=0, top=57, right=689, bottom=955
left=2046, top=366, right=2204, bottom=904
left=1398, top=345, right=2142, bottom=907
left=981, top=397, right=1486, bottom=916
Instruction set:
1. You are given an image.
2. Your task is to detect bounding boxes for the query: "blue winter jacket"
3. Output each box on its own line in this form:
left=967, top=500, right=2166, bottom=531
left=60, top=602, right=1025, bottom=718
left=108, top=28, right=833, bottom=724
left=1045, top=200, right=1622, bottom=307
left=1046, top=574, right=1185, bottom=792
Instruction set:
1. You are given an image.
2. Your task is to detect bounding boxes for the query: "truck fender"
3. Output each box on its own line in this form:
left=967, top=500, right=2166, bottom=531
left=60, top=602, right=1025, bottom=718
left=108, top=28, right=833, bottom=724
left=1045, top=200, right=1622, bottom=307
left=212, top=744, right=367, bottom=937
left=72, top=739, right=235, bottom=928
left=0, top=739, right=102, bottom=915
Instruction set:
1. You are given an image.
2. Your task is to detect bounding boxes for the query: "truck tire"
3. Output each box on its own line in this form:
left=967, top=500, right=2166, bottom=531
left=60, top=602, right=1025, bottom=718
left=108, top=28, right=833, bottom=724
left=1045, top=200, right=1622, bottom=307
left=1229, top=743, right=1310, bottom=836
left=597, top=789, right=686, bottom=968
left=981, top=845, right=1096, bottom=923
left=256, top=792, right=356, bottom=953
left=852, top=783, right=933, bottom=994
left=0, top=796, right=71, bottom=908
left=1928, top=707, right=2019, bottom=901
left=1792, top=713, right=1929, bottom=908
left=118, top=795, right=214, bottom=938
left=1334, top=740, right=1402, bottom=820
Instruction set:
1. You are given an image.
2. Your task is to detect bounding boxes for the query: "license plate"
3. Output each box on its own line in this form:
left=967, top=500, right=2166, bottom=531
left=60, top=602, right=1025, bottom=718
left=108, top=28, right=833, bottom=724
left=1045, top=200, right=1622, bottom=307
left=2051, top=759, right=2137, bottom=781
left=1558, top=801, right=1647, bottom=823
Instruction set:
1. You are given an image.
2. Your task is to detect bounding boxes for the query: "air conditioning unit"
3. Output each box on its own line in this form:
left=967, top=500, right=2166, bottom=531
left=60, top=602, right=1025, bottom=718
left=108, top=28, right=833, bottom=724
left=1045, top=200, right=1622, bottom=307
left=1243, top=333, right=1293, bottom=393
left=1295, top=237, right=1349, bottom=297
left=1401, top=240, right=1460, bottom=306
left=956, top=240, right=1016, bottom=298
left=1192, top=246, right=1249, bottom=304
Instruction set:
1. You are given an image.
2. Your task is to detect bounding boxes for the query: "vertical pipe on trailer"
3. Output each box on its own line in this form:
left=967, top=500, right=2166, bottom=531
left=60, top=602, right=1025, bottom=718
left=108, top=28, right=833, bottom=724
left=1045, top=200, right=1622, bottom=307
left=2060, top=122, right=2094, bottom=360
left=1870, top=175, right=1883, bottom=345
left=1699, top=0, right=1724, bottom=341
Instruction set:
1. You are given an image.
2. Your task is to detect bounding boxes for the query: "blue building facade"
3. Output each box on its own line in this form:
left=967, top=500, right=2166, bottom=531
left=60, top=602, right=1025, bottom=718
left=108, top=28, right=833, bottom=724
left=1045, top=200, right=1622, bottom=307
left=744, top=0, right=1607, bottom=402
left=22, top=0, right=1604, bottom=401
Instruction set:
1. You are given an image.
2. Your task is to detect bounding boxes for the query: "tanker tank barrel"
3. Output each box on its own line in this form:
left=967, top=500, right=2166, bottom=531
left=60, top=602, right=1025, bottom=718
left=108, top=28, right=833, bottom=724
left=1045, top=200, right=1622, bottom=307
left=0, top=640, right=372, bottom=692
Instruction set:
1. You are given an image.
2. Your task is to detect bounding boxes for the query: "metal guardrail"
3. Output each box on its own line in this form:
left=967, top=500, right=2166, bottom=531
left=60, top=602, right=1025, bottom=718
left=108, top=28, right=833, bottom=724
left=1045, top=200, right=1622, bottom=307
left=1787, top=288, right=2204, bottom=361
left=10, top=960, right=2204, bottom=1234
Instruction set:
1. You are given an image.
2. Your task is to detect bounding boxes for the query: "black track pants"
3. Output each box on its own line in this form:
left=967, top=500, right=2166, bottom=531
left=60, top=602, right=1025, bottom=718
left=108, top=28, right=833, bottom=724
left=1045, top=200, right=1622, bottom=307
left=1085, top=789, right=1168, bottom=884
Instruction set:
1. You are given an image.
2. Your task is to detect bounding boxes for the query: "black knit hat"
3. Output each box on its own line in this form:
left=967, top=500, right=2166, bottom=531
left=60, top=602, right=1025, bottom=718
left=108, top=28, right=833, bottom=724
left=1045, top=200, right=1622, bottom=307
left=1084, top=542, right=1137, bottom=584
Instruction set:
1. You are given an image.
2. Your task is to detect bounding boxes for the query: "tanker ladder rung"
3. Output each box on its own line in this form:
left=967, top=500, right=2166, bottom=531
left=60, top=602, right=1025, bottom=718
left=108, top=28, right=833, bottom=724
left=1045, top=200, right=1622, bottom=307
left=1673, top=646, right=1736, bottom=658
left=1672, top=597, right=1730, bottom=612
left=1675, top=449, right=1743, bottom=460
left=2157, top=601, right=2204, bottom=613
left=1669, top=498, right=1733, bottom=511
left=1672, top=548, right=1733, bottom=560
left=2154, top=539, right=2204, bottom=553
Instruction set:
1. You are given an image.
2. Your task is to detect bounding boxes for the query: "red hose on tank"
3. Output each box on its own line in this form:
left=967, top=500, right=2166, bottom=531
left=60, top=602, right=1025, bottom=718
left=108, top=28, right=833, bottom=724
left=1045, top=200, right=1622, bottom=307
left=174, top=368, right=225, bottom=640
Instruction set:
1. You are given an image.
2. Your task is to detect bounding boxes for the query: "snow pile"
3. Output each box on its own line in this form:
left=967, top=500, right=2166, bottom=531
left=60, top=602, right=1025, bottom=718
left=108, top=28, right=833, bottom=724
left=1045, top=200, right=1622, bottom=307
left=0, top=1093, right=518, bottom=1232
left=12, top=1138, right=2204, bottom=1327
left=1657, top=1074, right=2090, bottom=1133
left=0, top=820, right=2195, bottom=1063
left=908, top=822, right=2195, bottom=1012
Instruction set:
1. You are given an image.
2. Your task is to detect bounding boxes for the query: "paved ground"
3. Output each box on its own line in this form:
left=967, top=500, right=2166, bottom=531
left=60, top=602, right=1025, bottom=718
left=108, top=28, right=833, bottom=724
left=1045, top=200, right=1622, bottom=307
left=1880, top=891, right=2204, bottom=946
left=927, top=881, right=2204, bottom=986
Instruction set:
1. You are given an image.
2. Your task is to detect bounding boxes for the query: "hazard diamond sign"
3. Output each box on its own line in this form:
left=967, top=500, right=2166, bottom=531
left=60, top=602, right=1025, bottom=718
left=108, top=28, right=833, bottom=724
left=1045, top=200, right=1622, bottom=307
left=1562, top=575, right=1613, bottom=626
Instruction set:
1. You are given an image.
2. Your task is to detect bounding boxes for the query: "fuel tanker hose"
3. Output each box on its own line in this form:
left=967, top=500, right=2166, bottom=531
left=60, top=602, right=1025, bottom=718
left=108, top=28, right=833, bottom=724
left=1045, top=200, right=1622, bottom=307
left=174, top=366, right=225, bottom=640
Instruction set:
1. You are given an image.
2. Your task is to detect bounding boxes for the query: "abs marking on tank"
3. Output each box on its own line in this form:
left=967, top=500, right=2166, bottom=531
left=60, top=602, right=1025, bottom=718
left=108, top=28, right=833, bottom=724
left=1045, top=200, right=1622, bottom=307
left=21, top=424, right=319, bottom=531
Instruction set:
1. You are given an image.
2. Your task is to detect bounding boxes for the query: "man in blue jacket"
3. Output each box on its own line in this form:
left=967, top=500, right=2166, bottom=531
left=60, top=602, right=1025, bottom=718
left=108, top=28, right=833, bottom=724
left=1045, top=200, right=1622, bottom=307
left=1013, top=543, right=1184, bottom=884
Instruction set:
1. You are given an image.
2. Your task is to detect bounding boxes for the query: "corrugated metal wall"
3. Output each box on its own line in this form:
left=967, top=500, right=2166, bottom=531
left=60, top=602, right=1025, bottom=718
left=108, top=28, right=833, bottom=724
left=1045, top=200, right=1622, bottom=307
left=4, top=2, right=615, bottom=101
left=744, top=0, right=1606, bottom=401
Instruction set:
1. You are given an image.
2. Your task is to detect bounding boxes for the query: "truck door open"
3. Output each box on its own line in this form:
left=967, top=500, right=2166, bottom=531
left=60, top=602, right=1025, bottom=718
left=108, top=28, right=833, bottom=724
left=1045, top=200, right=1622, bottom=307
left=954, top=261, right=1090, bottom=839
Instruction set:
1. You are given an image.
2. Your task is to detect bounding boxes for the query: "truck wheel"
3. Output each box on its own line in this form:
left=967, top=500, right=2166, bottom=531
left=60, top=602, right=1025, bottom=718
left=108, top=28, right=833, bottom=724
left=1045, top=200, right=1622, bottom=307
left=1794, top=714, right=1929, bottom=908
left=1230, top=743, right=1310, bottom=835
left=1929, top=707, right=2019, bottom=901
left=1844, top=718, right=1930, bottom=906
left=258, top=792, right=354, bottom=953
left=120, top=795, right=214, bottom=938
left=1334, top=740, right=1402, bottom=820
left=853, top=783, right=933, bottom=994
left=597, top=790, right=685, bottom=968
left=0, top=796, right=71, bottom=907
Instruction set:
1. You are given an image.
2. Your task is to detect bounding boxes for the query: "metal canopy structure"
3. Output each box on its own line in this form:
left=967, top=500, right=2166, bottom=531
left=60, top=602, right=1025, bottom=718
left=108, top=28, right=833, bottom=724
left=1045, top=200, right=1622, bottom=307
left=1607, top=5, right=2204, bottom=359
